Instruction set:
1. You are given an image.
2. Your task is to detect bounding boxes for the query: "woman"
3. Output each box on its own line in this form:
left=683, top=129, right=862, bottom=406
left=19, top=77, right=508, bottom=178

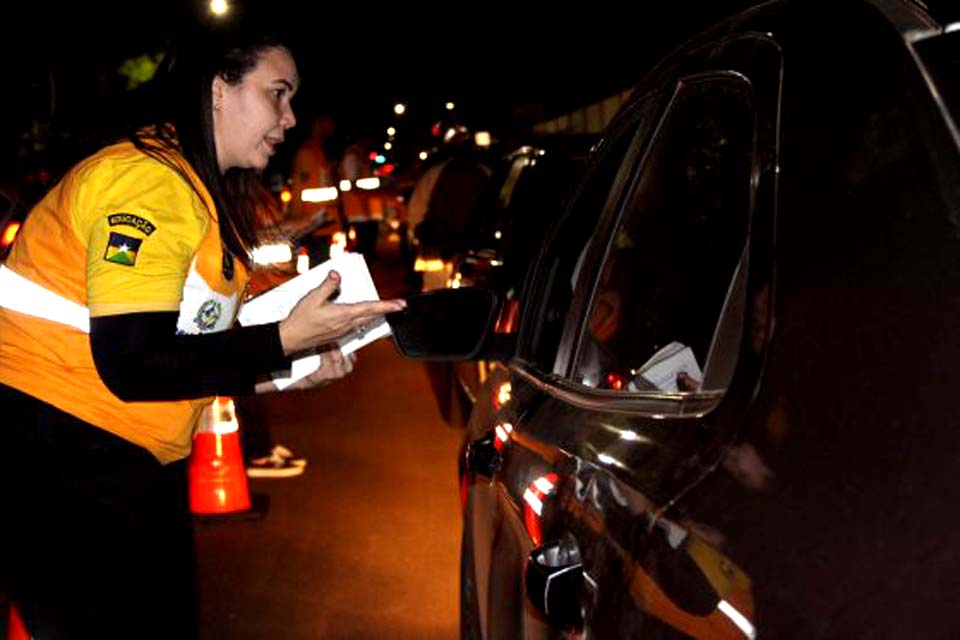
left=0, top=28, right=404, bottom=638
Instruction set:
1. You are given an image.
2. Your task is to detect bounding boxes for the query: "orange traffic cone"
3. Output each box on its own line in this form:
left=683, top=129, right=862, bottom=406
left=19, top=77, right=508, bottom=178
left=188, top=397, right=252, bottom=515
left=8, top=602, right=31, bottom=640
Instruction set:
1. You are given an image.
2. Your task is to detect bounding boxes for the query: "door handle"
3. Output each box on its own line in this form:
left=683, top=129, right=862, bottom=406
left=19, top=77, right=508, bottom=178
left=525, top=540, right=584, bottom=630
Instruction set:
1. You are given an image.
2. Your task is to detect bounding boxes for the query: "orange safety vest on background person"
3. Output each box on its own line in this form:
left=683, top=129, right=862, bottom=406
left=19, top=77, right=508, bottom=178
left=289, top=141, right=336, bottom=223
left=0, top=140, right=248, bottom=464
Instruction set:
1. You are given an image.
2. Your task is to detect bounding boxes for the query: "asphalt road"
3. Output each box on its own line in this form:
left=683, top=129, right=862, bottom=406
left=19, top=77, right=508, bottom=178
left=196, top=242, right=464, bottom=639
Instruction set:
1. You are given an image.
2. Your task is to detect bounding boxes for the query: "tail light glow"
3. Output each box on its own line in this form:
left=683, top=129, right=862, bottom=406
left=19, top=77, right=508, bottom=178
left=2, top=222, right=21, bottom=248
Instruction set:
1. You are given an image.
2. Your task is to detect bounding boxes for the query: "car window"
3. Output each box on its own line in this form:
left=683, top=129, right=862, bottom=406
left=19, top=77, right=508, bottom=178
left=522, top=109, right=650, bottom=374
left=914, top=30, right=960, bottom=129
left=571, top=75, right=755, bottom=394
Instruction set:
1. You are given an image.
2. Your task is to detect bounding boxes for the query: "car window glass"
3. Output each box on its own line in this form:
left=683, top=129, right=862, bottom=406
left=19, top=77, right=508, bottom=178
left=572, top=76, right=755, bottom=394
left=914, top=31, right=960, bottom=128
left=523, top=118, right=646, bottom=373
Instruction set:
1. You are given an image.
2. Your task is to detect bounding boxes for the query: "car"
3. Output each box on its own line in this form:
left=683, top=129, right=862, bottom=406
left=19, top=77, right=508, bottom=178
left=388, top=0, right=960, bottom=637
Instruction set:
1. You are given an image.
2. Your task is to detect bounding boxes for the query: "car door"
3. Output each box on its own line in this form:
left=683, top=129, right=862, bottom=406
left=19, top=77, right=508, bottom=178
left=464, top=34, right=781, bottom=639
left=461, top=94, right=661, bottom=639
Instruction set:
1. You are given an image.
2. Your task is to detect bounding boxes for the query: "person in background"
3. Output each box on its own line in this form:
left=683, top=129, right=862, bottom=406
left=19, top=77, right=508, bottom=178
left=287, top=113, right=338, bottom=234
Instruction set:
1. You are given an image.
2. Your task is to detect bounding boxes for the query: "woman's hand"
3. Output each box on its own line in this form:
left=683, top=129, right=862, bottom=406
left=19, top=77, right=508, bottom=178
left=286, top=347, right=356, bottom=390
left=278, top=270, right=406, bottom=355
left=254, top=347, right=357, bottom=393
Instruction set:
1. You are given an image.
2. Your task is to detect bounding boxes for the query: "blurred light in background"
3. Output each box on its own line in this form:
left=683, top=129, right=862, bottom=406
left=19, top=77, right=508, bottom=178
left=301, top=187, right=338, bottom=203
left=252, top=243, right=292, bottom=265
left=209, top=0, right=229, bottom=16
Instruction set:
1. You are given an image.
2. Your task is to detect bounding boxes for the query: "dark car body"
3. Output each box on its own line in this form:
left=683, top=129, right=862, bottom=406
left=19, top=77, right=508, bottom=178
left=390, top=0, right=960, bottom=636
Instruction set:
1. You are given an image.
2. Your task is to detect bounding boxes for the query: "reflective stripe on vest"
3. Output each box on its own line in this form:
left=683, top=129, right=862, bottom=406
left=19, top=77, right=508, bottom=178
left=0, top=265, right=90, bottom=333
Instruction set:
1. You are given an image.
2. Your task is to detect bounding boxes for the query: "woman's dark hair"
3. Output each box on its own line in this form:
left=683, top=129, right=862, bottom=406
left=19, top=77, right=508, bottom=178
left=129, top=27, right=290, bottom=268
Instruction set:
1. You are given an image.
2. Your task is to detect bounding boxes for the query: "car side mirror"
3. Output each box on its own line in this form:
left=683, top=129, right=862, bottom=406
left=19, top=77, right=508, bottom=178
left=387, top=287, right=498, bottom=361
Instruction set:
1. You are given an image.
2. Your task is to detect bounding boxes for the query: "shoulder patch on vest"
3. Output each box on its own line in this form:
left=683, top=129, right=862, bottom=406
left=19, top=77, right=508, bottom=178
left=108, top=213, right=156, bottom=236
left=104, top=232, right=143, bottom=266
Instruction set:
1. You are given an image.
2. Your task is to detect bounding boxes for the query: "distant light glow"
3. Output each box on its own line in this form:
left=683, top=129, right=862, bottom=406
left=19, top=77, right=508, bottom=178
left=2, top=222, right=21, bottom=247
left=356, top=177, right=381, bottom=190
left=598, top=453, right=616, bottom=465
left=394, top=103, right=406, bottom=115
left=474, top=131, right=492, bottom=148
left=384, top=142, right=393, bottom=151
left=418, top=151, right=428, bottom=161
left=330, top=232, right=347, bottom=258
left=497, top=382, right=512, bottom=406
left=445, top=102, right=456, bottom=110
left=413, top=258, right=447, bottom=272
left=209, top=0, right=229, bottom=16
left=301, top=187, right=338, bottom=203
left=279, top=189, right=292, bottom=204
left=252, top=243, right=292, bottom=265
left=339, top=180, right=352, bottom=192
left=387, top=127, right=396, bottom=136
left=493, top=230, right=502, bottom=240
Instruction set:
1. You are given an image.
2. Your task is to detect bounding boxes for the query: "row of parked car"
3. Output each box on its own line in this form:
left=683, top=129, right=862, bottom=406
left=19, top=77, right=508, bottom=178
left=386, top=0, right=960, bottom=637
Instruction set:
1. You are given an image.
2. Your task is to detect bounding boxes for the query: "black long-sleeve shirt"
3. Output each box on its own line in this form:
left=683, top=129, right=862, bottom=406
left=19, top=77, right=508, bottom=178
left=90, top=312, right=291, bottom=401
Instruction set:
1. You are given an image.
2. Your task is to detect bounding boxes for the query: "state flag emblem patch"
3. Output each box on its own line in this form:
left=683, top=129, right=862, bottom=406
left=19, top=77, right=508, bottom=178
left=104, top=232, right=143, bottom=266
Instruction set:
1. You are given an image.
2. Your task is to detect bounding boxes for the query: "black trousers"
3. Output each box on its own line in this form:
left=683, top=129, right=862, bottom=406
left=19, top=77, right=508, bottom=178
left=0, top=384, right=197, bottom=639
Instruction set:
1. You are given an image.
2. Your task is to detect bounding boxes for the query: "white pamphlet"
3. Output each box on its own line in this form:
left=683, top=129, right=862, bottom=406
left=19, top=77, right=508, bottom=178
left=238, top=252, right=390, bottom=390
left=629, top=341, right=703, bottom=392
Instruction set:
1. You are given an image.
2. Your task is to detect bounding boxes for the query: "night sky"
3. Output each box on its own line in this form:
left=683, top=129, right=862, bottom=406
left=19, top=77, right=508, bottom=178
left=0, top=0, right=761, bottom=177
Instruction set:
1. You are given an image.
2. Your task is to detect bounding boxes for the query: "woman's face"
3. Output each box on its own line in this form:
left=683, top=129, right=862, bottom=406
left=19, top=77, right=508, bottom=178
left=213, top=46, right=299, bottom=173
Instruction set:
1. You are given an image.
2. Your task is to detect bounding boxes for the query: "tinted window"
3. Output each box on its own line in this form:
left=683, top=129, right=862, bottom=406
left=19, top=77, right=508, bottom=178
left=572, top=76, right=755, bottom=394
left=522, top=116, right=646, bottom=373
left=915, top=30, right=960, bottom=128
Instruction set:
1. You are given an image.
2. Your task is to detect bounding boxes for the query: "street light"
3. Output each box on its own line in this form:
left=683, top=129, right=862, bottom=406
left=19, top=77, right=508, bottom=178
left=445, top=101, right=455, bottom=111
left=387, top=127, right=396, bottom=137
left=209, top=0, right=229, bottom=16
left=384, top=142, right=393, bottom=151
left=394, top=103, right=406, bottom=116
